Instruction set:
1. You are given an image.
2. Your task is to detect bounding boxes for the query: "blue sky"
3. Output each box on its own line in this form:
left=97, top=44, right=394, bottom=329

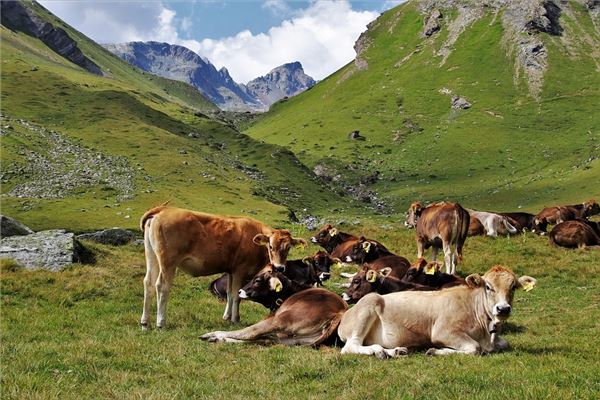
left=39, top=1, right=405, bottom=82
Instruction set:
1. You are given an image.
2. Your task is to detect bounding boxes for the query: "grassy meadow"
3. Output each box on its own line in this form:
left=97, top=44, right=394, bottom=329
left=2, top=224, right=599, bottom=399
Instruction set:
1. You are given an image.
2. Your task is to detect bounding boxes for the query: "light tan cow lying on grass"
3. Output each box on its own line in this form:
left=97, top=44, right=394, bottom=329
left=338, top=265, right=536, bottom=358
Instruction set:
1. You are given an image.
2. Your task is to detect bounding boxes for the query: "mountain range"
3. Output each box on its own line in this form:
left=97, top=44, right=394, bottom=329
left=104, top=41, right=315, bottom=111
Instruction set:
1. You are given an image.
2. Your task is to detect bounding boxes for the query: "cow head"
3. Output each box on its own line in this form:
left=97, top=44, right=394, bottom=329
left=302, top=251, right=340, bottom=282
left=253, top=229, right=307, bottom=270
left=341, top=266, right=392, bottom=303
left=238, top=265, right=289, bottom=309
left=466, top=265, right=536, bottom=330
left=344, top=237, right=380, bottom=264
left=310, top=224, right=338, bottom=246
left=404, top=258, right=442, bottom=283
left=584, top=199, right=600, bottom=217
left=405, top=202, right=424, bottom=228
left=532, top=216, right=548, bottom=235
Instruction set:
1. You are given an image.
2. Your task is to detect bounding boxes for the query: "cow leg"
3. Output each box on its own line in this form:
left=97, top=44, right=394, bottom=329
left=442, top=240, right=453, bottom=275
left=223, top=273, right=233, bottom=321
left=340, top=295, right=407, bottom=359
left=431, top=246, right=438, bottom=262
left=141, top=241, right=159, bottom=330
left=426, top=333, right=481, bottom=356
left=228, top=273, right=244, bottom=323
left=201, top=318, right=279, bottom=344
left=416, top=238, right=424, bottom=259
left=155, top=266, right=175, bottom=329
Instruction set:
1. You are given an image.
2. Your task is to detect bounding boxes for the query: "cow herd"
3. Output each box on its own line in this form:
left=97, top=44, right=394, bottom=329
left=140, top=198, right=598, bottom=358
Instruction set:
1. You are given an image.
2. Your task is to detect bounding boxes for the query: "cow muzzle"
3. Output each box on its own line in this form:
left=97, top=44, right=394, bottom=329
left=310, top=237, right=318, bottom=243
left=345, top=256, right=353, bottom=262
left=319, top=272, right=331, bottom=281
left=273, top=264, right=286, bottom=272
left=341, top=292, right=351, bottom=302
left=493, top=303, right=512, bottom=317
left=238, top=289, right=248, bottom=299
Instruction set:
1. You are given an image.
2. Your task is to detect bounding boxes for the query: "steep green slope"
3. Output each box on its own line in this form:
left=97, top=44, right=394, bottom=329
left=1, top=1, right=365, bottom=231
left=247, top=0, right=600, bottom=212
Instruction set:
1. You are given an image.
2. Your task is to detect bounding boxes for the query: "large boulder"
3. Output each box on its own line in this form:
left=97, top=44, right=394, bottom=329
left=0, top=229, right=94, bottom=271
left=0, top=215, right=34, bottom=237
left=77, top=228, right=136, bottom=246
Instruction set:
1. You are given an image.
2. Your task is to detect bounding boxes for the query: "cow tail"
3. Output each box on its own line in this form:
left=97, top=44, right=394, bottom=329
left=139, top=201, right=170, bottom=232
left=314, top=311, right=346, bottom=347
left=504, top=219, right=518, bottom=234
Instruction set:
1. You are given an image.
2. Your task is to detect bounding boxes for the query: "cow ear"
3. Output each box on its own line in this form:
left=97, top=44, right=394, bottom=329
left=517, top=276, right=537, bottom=292
left=379, top=267, right=392, bottom=277
left=362, top=241, right=372, bottom=253
left=292, top=238, right=308, bottom=248
left=413, top=258, right=428, bottom=269
left=366, top=270, right=377, bottom=283
left=424, top=263, right=436, bottom=275
left=253, top=234, right=269, bottom=246
left=302, top=256, right=312, bottom=266
left=269, top=277, right=283, bottom=293
left=329, top=228, right=338, bottom=237
left=466, top=274, right=483, bottom=288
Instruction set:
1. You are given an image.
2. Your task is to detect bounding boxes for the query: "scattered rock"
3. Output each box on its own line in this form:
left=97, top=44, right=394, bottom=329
left=300, top=215, right=323, bottom=231
left=178, top=149, right=188, bottom=155
left=451, top=96, right=472, bottom=109
left=133, top=239, right=145, bottom=246
left=287, top=210, right=299, bottom=223
left=0, top=215, right=34, bottom=237
left=188, top=132, right=200, bottom=138
left=0, top=230, right=94, bottom=270
left=78, top=228, right=136, bottom=246
left=423, top=9, right=443, bottom=37
left=348, top=130, right=366, bottom=140
left=524, top=1, right=563, bottom=36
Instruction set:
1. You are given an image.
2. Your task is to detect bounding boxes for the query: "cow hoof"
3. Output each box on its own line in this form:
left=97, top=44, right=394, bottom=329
left=375, top=350, right=390, bottom=360
left=140, top=322, right=150, bottom=331
left=426, top=348, right=437, bottom=356
left=391, top=347, right=408, bottom=357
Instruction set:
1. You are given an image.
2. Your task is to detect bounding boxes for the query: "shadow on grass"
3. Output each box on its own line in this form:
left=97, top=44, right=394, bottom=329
left=502, top=322, right=527, bottom=334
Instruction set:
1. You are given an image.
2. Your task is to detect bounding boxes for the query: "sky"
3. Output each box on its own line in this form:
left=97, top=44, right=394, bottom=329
left=38, top=0, right=406, bottom=83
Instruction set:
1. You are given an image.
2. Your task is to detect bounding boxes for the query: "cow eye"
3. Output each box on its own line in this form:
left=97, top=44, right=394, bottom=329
left=352, top=279, right=360, bottom=285
left=485, top=284, right=494, bottom=292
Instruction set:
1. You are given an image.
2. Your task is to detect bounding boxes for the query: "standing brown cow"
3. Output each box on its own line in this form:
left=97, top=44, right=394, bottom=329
left=405, top=201, right=470, bottom=275
left=140, top=206, right=306, bottom=328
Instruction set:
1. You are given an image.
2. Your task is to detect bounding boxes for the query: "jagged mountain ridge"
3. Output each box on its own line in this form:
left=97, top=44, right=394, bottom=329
left=104, top=42, right=316, bottom=112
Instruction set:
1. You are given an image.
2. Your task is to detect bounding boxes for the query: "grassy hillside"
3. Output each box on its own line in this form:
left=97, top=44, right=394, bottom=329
left=0, top=1, right=366, bottom=232
left=2, top=228, right=599, bottom=399
left=247, top=1, right=600, bottom=213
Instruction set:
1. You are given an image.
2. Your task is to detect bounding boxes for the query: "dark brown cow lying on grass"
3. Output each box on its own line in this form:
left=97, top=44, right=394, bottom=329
left=140, top=206, right=306, bottom=327
left=549, top=219, right=600, bottom=249
left=404, top=258, right=465, bottom=289
left=311, top=224, right=358, bottom=258
left=201, top=288, right=348, bottom=346
left=237, top=265, right=312, bottom=311
left=338, top=265, right=536, bottom=358
left=536, top=199, right=600, bottom=225
left=209, top=251, right=340, bottom=300
left=344, top=237, right=394, bottom=264
left=499, top=212, right=548, bottom=235
left=405, top=201, right=470, bottom=274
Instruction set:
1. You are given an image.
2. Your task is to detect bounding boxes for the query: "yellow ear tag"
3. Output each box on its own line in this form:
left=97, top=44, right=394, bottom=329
left=522, top=282, right=534, bottom=292
left=425, top=265, right=436, bottom=275
left=363, top=242, right=371, bottom=253
left=275, top=282, right=283, bottom=293
left=366, top=271, right=377, bottom=283
left=329, top=228, right=338, bottom=237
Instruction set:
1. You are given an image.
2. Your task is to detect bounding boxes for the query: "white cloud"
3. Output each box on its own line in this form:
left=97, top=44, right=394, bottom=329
left=262, top=0, right=291, bottom=16
left=39, top=0, right=379, bottom=83
left=195, top=1, right=379, bottom=82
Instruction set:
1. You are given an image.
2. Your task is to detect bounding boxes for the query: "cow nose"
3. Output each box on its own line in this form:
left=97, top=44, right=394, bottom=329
left=494, top=304, right=512, bottom=315
left=341, top=293, right=351, bottom=302
left=345, top=256, right=353, bottom=262
left=320, top=272, right=331, bottom=280
left=273, top=264, right=286, bottom=272
left=238, top=289, right=248, bottom=299
left=310, top=237, right=317, bottom=243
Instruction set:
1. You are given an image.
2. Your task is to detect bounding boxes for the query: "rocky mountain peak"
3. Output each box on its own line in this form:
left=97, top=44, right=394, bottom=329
left=245, top=62, right=316, bottom=108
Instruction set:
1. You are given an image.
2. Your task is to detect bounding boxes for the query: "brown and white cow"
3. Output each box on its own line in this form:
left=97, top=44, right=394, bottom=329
left=200, top=288, right=348, bottom=346
left=405, top=201, right=470, bottom=275
left=549, top=220, right=600, bottom=249
left=536, top=199, right=600, bottom=225
left=337, top=265, right=536, bottom=358
left=140, top=206, right=306, bottom=327
left=467, top=209, right=518, bottom=237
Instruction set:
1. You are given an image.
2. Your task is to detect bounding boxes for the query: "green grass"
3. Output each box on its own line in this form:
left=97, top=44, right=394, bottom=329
left=246, top=2, right=600, bottom=212
left=1, top=225, right=599, bottom=399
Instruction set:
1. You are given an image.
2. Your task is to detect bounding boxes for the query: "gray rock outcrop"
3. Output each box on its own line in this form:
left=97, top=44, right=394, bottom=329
left=0, top=215, right=34, bottom=237
left=246, top=62, right=315, bottom=109
left=451, top=96, right=472, bottom=109
left=423, top=9, right=443, bottom=37
left=78, top=228, right=136, bottom=246
left=0, top=230, right=94, bottom=270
